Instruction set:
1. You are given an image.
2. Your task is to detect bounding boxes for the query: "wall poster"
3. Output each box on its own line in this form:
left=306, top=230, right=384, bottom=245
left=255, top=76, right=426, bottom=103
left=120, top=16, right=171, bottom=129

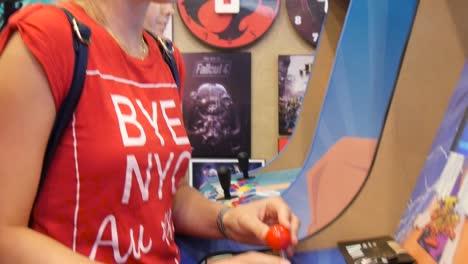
left=278, top=54, right=314, bottom=135
left=182, top=52, right=252, bottom=158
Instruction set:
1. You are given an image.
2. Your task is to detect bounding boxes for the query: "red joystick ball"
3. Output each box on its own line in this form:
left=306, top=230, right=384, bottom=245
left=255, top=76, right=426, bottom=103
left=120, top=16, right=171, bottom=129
left=265, top=224, right=291, bottom=250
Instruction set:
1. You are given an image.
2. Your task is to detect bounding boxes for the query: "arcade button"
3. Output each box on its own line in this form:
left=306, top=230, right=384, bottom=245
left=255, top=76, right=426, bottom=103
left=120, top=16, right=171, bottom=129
left=265, top=224, right=292, bottom=250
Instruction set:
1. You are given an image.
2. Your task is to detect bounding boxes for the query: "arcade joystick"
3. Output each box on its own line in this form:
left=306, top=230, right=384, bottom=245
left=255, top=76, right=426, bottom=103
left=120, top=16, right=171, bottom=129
left=217, top=166, right=237, bottom=200
left=237, top=152, right=251, bottom=179
left=265, top=224, right=292, bottom=259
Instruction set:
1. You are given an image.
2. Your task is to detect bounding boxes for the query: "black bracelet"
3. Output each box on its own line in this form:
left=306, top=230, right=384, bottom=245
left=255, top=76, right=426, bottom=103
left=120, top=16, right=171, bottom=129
left=216, top=206, right=231, bottom=239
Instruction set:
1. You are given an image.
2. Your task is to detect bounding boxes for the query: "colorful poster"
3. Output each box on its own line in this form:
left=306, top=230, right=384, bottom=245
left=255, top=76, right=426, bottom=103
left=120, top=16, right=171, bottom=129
left=395, top=61, right=468, bottom=264
left=182, top=52, right=251, bottom=158
left=278, top=137, right=289, bottom=153
left=279, top=54, right=314, bottom=135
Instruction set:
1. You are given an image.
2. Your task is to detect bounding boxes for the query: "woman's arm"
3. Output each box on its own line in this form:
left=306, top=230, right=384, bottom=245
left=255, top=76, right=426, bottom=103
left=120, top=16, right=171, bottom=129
left=172, top=178, right=300, bottom=245
left=0, top=32, right=98, bottom=264
left=172, top=178, right=300, bottom=263
left=172, top=177, right=225, bottom=239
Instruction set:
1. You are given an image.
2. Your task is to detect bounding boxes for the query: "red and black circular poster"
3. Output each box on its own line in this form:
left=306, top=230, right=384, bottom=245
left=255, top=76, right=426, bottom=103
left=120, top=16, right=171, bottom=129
left=178, top=0, right=280, bottom=49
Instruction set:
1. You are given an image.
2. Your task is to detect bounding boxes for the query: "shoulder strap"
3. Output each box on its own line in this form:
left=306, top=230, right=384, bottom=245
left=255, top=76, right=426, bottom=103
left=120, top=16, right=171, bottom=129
left=38, top=8, right=91, bottom=192
left=146, top=31, right=181, bottom=90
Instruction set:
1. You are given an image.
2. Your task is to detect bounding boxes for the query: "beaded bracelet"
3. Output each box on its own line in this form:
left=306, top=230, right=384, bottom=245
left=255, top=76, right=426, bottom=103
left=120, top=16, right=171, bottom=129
left=216, top=206, right=231, bottom=239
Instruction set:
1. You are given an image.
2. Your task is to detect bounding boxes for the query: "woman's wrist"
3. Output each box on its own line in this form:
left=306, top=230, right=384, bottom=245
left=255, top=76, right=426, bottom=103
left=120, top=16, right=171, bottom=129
left=216, top=206, right=232, bottom=239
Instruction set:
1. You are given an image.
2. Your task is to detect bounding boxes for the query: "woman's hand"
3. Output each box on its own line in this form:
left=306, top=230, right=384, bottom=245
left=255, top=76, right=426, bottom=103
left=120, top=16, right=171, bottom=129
left=209, top=251, right=291, bottom=264
left=221, top=197, right=301, bottom=256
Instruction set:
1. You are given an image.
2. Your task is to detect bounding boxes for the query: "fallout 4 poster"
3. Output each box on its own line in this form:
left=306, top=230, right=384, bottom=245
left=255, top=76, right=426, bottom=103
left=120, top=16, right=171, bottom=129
left=182, top=52, right=252, bottom=158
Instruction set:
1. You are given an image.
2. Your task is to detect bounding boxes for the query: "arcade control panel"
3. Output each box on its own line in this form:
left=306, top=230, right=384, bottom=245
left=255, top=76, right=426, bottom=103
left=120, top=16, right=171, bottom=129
left=197, top=152, right=291, bottom=207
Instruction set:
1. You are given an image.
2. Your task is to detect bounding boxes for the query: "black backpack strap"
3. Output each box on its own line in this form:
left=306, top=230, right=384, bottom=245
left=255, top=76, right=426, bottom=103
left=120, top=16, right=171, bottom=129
left=38, top=8, right=91, bottom=192
left=146, top=31, right=181, bottom=91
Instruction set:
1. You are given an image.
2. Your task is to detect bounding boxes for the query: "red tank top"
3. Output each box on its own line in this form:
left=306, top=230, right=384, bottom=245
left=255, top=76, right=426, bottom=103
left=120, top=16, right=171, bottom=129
left=0, top=3, right=191, bottom=263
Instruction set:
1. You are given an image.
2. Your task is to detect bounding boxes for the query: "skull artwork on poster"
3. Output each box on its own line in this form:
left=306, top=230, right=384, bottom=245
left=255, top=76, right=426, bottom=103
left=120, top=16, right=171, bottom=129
left=186, top=83, right=241, bottom=157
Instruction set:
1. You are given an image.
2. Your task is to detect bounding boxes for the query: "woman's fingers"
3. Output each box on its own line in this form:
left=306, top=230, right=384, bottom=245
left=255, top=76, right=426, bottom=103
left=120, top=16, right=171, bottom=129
left=225, top=197, right=301, bottom=252
left=237, top=212, right=270, bottom=243
left=289, top=213, right=301, bottom=245
left=272, top=198, right=294, bottom=230
left=265, top=197, right=301, bottom=245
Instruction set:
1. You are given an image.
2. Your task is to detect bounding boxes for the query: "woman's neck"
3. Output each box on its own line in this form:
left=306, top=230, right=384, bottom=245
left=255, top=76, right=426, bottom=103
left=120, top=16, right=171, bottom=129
left=78, top=0, right=150, bottom=58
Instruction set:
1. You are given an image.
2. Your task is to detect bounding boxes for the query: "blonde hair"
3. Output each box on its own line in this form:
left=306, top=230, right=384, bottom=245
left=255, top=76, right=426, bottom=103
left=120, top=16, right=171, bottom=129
left=63, top=0, right=108, bottom=26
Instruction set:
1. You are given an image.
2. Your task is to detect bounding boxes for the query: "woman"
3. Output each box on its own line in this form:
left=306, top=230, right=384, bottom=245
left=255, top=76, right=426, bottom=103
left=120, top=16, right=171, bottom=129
left=0, top=0, right=300, bottom=263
